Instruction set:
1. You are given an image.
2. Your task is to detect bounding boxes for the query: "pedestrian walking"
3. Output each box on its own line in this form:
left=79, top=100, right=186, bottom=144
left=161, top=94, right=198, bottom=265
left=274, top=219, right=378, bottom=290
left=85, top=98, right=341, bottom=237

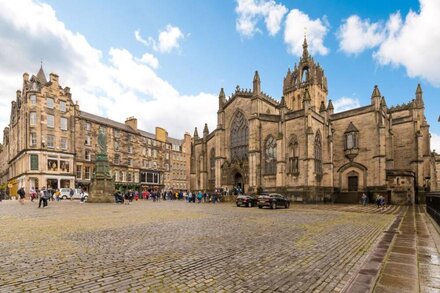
left=80, top=188, right=85, bottom=203
left=197, top=191, right=203, bottom=204
left=30, top=187, right=37, bottom=202
left=18, top=187, right=26, bottom=205
left=38, top=187, right=48, bottom=208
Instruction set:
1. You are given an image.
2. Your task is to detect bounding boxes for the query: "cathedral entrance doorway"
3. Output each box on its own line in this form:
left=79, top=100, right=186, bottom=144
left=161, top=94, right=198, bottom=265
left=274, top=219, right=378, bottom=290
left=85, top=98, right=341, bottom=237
left=234, top=172, right=243, bottom=194
left=348, top=175, right=358, bottom=191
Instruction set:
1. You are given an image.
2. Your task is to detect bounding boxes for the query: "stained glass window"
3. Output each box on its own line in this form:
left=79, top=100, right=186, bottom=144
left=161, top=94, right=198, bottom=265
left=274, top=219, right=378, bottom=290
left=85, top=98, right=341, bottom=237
left=265, top=136, right=277, bottom=174
left=314, top=131, right=322, bottom=177
left=230, top=111, right=249, bottom=161
left=288, top=137, right=299, bottom=174
left=210, top=148, right=215, bottom=179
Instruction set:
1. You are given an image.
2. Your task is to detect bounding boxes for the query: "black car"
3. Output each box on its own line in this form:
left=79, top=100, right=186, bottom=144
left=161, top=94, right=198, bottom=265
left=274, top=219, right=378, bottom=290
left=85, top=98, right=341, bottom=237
left=236, top=194, right=257, bottom=207
left=257, top=193, right=290, bottom=209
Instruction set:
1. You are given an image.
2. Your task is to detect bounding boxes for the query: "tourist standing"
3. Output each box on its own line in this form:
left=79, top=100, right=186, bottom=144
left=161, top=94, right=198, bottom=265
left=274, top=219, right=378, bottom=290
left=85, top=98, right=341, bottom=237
left=361, top=193, right=367, bottom=206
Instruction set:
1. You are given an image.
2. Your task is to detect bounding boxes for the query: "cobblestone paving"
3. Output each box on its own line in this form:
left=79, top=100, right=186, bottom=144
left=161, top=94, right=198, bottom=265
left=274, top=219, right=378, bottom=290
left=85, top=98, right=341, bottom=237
left=0, top=200, right=398, bottom=292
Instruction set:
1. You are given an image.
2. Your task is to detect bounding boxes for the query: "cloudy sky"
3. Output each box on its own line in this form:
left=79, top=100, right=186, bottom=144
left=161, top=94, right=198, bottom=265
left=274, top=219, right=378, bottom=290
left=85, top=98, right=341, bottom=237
left=1, top=0, right=439, bottom=149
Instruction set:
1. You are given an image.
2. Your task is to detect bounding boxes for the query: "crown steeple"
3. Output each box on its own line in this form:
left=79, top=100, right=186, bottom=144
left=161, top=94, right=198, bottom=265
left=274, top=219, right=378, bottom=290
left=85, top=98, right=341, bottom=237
left=302, top=34, right=309, bottom=60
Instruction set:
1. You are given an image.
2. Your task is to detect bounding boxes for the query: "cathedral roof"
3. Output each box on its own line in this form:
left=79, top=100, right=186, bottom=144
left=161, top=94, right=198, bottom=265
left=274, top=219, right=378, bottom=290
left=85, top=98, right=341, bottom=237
left=36, top=64, right=47, bottom=84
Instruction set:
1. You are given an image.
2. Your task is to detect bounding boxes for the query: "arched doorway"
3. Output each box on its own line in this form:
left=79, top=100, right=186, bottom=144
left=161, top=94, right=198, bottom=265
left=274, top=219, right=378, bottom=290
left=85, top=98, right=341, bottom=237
left=234, top=172, right=243, bottom=194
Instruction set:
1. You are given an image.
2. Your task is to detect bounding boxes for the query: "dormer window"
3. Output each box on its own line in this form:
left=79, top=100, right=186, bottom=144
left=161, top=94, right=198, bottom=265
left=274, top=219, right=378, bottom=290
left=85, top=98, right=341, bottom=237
left=344, top=122, right=359, bottom=161
left=344, top=122, right=359, bottom=150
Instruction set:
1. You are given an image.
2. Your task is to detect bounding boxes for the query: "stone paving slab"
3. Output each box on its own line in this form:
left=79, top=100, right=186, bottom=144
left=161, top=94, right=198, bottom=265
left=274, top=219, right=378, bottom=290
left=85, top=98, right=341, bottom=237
left=0, top=200, right=399, bottom=292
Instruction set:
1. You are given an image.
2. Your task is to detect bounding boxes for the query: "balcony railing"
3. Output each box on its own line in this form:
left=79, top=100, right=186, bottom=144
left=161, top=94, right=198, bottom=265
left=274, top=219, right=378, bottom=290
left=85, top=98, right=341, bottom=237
left=426, top=192, right=440, bottom=227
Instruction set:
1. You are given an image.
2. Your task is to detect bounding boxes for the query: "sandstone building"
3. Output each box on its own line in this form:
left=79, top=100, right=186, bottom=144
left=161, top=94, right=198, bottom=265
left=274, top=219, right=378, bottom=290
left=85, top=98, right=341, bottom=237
left=191, top=37, right=435, bottom=204
left=0, top=66, right=191, bottom=196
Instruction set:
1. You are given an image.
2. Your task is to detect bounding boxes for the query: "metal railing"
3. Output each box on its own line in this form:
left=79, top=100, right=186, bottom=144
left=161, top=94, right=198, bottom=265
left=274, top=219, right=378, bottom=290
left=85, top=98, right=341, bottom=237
left=426, top=192, right=440, bottom=227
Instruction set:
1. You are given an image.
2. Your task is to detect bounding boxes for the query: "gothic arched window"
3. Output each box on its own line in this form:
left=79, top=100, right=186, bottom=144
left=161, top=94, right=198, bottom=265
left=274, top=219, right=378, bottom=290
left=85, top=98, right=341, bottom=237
left=288, top=137, right=299, bottom=174
left=230, top=111, right=249, bottom=161
left=210, top=148, right=215, bottom=180
left=265, top=136, right=277, bottom=175
left=314, top=131, right=322, bottom=178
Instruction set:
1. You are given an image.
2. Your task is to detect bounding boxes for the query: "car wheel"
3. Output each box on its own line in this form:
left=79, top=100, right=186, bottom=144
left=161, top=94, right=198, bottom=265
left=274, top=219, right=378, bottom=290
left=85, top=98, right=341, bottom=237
left=285, top=202, right=289, bottom=209
left=258, top=205, right=262, bottom=209
left=248, top=202, right=252, bottom=208
left=271, top=202, right=276, bottom=209
left=236, top=203, right=240, bottom=207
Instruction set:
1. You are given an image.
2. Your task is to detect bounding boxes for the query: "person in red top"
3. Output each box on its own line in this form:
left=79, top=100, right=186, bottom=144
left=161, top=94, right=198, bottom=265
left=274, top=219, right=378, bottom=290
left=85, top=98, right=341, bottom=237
left=142, top=190, right=147, bottom=200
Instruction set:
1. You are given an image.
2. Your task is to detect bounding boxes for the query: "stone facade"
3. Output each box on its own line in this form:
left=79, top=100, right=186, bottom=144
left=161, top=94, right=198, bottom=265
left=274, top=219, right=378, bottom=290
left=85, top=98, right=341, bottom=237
left=191, top=37, right=436, bottom=204
left=0, top=67, right=191, bottom=196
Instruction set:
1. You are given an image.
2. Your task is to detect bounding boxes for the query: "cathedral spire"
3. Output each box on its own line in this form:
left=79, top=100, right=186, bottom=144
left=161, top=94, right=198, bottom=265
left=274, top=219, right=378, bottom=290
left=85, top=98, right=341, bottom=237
left=203, top=123, right=209, bottom=137
left=253, top=70, right=261, bottom=94
left=193, top=127, right=199, bottom=140
left=415, top=83, right=424, bottom=107
left=327, top=99, right=334, bottom=114
left=218, top=88, right=226, bottom=109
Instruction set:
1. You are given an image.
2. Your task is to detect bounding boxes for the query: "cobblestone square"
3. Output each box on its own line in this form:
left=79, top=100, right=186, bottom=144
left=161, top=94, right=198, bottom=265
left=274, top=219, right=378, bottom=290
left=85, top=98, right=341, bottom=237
left=0, top=201, right=398, bottom=292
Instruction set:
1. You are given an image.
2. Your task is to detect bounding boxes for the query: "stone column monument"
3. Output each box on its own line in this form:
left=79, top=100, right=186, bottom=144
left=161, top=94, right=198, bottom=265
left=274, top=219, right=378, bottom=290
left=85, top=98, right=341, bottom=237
left=88, top=128, right=115, bottom=203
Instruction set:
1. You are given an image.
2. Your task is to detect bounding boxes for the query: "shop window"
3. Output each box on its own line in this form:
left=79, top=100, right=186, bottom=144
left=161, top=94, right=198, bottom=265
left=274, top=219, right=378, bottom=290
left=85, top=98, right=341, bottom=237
left=60, top=160, right=69, bottom=172
left=48, top=158, right=58, bottom=171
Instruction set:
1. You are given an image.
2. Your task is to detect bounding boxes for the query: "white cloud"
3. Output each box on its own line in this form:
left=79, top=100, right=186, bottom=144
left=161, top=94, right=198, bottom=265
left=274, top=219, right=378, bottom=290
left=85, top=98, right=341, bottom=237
left=135, top=25, right=184, bottom=53
left=431, top=133, right=440, bottom=152
left=284, top=9, right=330, bottom=56
left=374, top=0, right=440, bottom=86
left=337, top=15, right=384, bottom=55
left=337, top=0, right=440, bottom=86
left=134, top=30, right=149, bottom=47
left=235, top=0, right=287, bottom=37
left=0, top=0, right=216, bottom=139
left=137, top=53, right=159, bottom=69
left=332, top=97, right=361, bottom=113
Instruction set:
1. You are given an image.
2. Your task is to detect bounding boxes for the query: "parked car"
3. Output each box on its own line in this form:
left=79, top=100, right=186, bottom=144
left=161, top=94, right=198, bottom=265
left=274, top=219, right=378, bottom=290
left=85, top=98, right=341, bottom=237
left=59, top=188, right=88, bottom=200
left=257, top=193, right=290, bottom=209
left=236, top=194, right=257, bottom=207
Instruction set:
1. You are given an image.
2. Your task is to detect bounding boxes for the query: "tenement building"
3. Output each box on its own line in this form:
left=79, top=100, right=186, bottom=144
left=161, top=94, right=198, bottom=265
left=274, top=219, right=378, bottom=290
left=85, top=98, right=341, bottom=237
left=191, top=37, right=436, bottom=204
left=0, top=66, right=190, bottom=196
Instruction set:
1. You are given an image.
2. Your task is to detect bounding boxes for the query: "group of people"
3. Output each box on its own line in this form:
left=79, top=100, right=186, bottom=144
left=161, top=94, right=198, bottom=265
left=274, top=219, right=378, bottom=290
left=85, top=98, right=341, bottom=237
left=361, top=193, right=387, bottom=208
left=3, top=186, right=87, bottom=207
left=112, top=189, right=223, bottom=204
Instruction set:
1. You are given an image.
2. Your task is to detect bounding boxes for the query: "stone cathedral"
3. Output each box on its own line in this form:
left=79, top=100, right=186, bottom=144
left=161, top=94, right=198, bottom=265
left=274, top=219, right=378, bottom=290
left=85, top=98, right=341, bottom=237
left=190, top=37, right=433, bottom=204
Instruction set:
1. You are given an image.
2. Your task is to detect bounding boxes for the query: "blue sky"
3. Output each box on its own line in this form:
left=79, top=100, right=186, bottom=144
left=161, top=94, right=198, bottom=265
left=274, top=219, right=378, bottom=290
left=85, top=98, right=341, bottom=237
left=0, top=0, right=439, bottom=149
